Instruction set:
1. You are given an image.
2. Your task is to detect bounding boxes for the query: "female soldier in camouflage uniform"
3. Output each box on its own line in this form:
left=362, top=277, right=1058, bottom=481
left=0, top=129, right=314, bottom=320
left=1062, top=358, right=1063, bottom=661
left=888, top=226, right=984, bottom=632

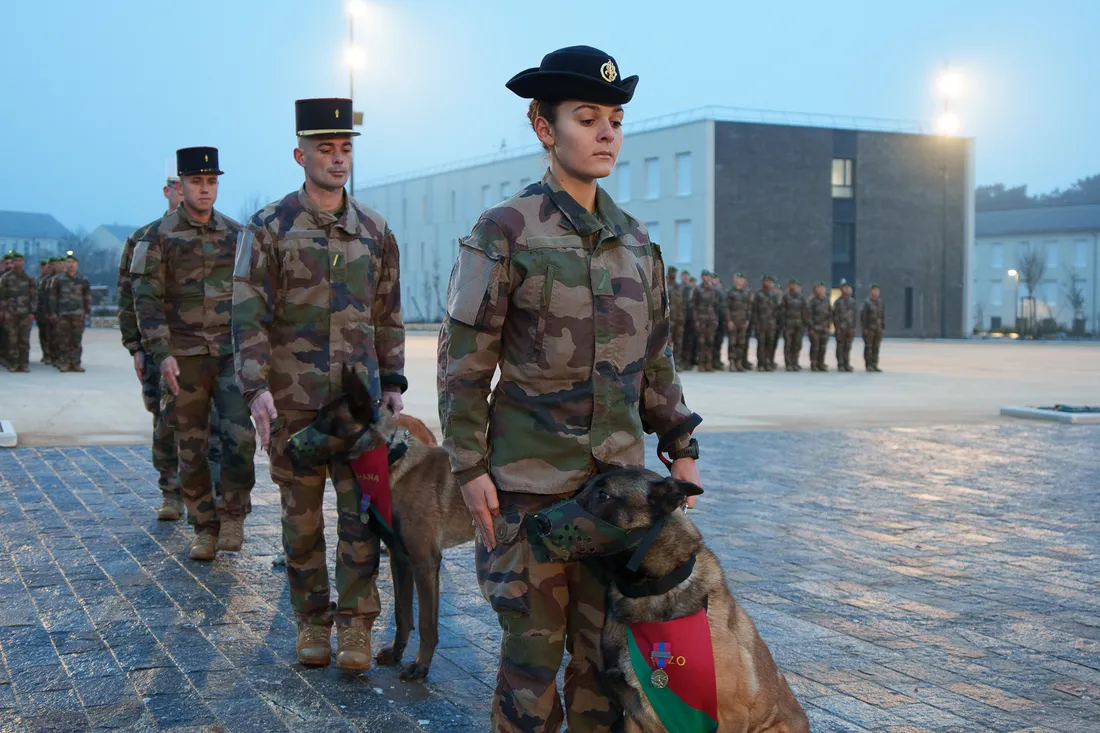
left=438, top=46, right=703, bottom=733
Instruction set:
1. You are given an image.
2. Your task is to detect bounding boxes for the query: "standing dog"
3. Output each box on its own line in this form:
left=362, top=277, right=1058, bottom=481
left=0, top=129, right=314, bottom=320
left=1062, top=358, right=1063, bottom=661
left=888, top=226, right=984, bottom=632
left=288, top=366, right=473, bottom=679
left=568, top=469, right=809, bottom=732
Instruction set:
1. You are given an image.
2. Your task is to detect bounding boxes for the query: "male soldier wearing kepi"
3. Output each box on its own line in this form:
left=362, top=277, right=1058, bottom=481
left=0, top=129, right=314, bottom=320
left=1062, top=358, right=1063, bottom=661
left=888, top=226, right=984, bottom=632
left=779, top=278, right=807, bottom=371
left=0, top=252, right=36, bottom=371
left=752, top=274, right=779, bottom=371
left=666, top=265, right=685, bottom=366
left=806, top=280, right=832, bottom=371
left=692, top=270, right=720, bottom=372
left=119, top=174, right=186, bottom=520
left=134, top=147, right=257, bottom=560
left=234, top=98, right=406, bottom=671
left=831, top=279, right=857, bottom=372
left=861, top=283, right=886, bottom=372
left=49, top=253, right=90, bottom=372
left=725, top=271, right=752, bottom=371
left=36, top=259, right=50, bottom=364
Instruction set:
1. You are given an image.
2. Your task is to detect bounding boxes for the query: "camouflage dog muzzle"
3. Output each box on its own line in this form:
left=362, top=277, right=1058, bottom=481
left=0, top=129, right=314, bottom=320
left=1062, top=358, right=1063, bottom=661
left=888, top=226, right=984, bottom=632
left=286, top=423, right=374, bottom=468
left=528, top=498, right=665, bottom=570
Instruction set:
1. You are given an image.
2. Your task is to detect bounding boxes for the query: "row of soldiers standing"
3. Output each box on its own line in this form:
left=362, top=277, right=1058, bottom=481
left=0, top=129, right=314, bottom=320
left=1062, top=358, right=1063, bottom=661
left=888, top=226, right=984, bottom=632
left=666, top=268, right=886, bottom=373
left=0, top=251, right=91, bottom=372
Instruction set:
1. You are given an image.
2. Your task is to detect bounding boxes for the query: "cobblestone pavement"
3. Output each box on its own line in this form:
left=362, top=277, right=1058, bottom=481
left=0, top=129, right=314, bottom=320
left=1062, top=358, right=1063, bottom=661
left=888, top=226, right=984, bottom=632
left=0, top=423, right=1097, bottom=732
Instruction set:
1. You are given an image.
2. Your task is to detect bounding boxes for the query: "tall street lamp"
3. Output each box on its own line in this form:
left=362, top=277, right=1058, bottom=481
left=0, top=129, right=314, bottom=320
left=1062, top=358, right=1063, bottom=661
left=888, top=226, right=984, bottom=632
left=935, top=67, right=964, bottom=338
left=347, top=0, right=368, bottom=197
left=1008, top=268, right=1019, bottom=330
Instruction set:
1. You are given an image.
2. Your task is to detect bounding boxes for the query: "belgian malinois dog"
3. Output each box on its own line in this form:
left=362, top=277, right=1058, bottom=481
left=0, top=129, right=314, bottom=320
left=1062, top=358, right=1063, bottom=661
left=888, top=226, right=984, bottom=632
left=292, top=366, right=474, bottom=679
left=573, top=469, right=809, bottom=732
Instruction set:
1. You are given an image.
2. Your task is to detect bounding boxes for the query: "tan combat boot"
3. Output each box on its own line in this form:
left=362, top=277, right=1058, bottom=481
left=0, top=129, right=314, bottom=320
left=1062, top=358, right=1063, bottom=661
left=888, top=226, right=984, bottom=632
left=217, top=517, right=244, bottom=552
left=157, top=496, right=183, bottom=521
left=336, top=626, right=372, bottom=671
left=189, top=533, right=217, bottom=561
left=297, top=623, right=332, bottom=666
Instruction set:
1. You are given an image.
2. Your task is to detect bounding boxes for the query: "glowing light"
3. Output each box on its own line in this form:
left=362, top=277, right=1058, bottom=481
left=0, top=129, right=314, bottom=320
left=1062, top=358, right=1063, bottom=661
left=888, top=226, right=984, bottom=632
left=347, top=0, right=368, bottom=18
left=344, top=45, right=367, bottom=71
left=1008, top=269, right=1018, bottom=277
left=936, top=111, right=961, bottom=136
left=938, top=70, right=965, bottom=98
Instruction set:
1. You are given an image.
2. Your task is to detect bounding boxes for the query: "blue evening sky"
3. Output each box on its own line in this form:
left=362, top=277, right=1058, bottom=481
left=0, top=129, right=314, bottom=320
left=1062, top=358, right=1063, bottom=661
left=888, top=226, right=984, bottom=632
left=1, top=0, right=1096, bottom=232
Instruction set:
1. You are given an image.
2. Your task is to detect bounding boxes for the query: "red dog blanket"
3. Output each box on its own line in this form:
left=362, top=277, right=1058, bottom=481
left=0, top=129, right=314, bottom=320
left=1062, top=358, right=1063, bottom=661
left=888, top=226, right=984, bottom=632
left=350, top=445, right=392, bottom=532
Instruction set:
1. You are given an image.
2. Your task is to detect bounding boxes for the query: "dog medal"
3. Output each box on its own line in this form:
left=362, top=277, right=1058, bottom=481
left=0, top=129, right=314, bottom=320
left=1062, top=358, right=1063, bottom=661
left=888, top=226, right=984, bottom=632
left=650, top=642, right=671, bottom=688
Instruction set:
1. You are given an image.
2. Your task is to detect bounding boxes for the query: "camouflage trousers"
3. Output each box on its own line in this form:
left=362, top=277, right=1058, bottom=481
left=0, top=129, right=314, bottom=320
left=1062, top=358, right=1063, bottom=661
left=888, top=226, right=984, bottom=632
left=694, top=318, right=717, bottom=371
left=270, top=410, right=381, bottom=628
left=681, top=320, right=696, bottom=366
left=756, top=328, right=777, bottom=368
left=863, top=329, right=883, bottom=369
left=783, top=326, right=804, bottom=368
left=477, top=490, right=620, bottom=733
left=670, top=317, right=685, bottom=368
left=53, top=315, right=85, bottom=368
left=171, top=355, right=255, bottom=536
left=808, top=330, right=830, bottom=369
left=712, top=321, right=726, bottom=367
left=835, top=329, right=855, bottom=369
left=727, top=322, right=750, bottom=369
left=36, top=317, right=48, bottom=361
left=140, top=350, right=180, bottom=496
left=3, top=316, right=32, bottom=369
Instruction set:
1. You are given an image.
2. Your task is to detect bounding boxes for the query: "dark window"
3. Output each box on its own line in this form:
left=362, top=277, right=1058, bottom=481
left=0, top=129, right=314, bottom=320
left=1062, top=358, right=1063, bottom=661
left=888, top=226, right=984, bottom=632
left=904, top=287, right=914, bottom=329
left=832, top=158, right=855, bottom=198
left=990, top=316, right=1002, bottom=330
left=832, top=223, right=855, bottom=264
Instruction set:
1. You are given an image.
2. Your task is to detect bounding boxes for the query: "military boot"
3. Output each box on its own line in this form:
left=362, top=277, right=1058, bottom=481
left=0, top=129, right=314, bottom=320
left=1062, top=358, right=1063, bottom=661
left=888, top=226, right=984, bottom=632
left=336, top=625, right=372, bottom=671
left=218, top=517, right=244, bottom=552
left=297, top=623, right=332, bottom=666
left=157, top=496, right=183, bottom=521
left=189, top=533, right=217, bottom=561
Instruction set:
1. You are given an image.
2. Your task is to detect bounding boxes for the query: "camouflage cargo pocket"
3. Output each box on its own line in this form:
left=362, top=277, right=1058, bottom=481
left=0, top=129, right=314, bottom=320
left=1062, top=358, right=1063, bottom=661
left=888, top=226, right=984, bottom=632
left=475, top=510, right=530, bottom=616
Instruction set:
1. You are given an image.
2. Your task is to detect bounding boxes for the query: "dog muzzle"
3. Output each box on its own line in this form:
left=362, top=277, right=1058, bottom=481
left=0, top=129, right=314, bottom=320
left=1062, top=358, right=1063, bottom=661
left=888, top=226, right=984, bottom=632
left=286, top=424, right=374, bottom=468
left=528, top=499, right=669, bottom=571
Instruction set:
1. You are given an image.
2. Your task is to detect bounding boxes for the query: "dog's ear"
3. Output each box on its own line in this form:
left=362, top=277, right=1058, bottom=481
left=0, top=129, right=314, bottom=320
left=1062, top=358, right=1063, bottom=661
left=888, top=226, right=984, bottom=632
left=649, top=477, right=705, bottom=516
left=342, top=364, right=373, bottom=410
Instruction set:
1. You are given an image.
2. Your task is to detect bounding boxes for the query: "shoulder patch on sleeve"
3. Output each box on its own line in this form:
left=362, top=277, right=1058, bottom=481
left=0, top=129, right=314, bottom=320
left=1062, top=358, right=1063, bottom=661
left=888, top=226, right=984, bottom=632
left=129, top=241, right=151, bottom=275
left=446, top=239, right=502, bottom=326
left=234, top=231, right=255, bottom=278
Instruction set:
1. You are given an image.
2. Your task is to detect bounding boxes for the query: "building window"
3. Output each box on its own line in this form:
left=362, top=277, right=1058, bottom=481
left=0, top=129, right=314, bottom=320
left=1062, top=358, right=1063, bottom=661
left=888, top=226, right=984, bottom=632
left=674, top=220, right=692, bottom=264
left=646, top=221, right=661, bottom=244
left=832, top=158, right=855, bottom=198
left=644, top=157, right=660, bottom=200
left=675, top=153, right=692, bottom=196
left=905, top=287, right=914, bottom=329
left=449, top=190, right=456, bottom=223
left=617, top=162, right=631, bottom=203
left=1075, top=239, right=1088, bottom=268
left=989, top=282, right=1002, bottom=307
left=1045, top=243, right=1059, bottom=269
left=1044, top=282, right=1059, bottom=308
left=481, top=185, right=492, bottom=209
left=832, top=223, right=855, bottom=263
left=519, top=177, right=531, bottom=190
left=990, top=243, right=1003, bottom=270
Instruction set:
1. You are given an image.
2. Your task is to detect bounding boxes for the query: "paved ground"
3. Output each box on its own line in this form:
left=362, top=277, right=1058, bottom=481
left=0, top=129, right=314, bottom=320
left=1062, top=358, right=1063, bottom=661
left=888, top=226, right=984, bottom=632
left=1, top=423, right=1098, bottom=732
left=2, top=328, right=1099, bottom=446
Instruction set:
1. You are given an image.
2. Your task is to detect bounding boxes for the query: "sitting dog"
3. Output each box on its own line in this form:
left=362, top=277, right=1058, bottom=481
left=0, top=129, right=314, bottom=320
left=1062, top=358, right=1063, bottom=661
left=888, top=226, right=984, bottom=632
left=288, top=366, right=472, bottom=679
left=559, top=468, right=809, bottom=733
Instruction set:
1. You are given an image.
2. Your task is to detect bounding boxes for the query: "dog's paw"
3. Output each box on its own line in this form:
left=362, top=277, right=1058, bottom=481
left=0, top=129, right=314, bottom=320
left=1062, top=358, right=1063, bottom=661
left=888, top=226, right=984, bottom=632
left=374, top=646, right=403, bottom=666
left=398, top=662, right=430, bottom=681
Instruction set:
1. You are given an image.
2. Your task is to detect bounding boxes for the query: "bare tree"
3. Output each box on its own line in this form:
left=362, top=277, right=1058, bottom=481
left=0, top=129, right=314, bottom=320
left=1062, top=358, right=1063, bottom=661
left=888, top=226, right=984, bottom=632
left=973, top=302, right=984, bottom=333
left=1016, top=245, right=1046, bottom=337
left=1064, top=267, right=1087, bottom=334
left=237, top=193, right=267, bottom=225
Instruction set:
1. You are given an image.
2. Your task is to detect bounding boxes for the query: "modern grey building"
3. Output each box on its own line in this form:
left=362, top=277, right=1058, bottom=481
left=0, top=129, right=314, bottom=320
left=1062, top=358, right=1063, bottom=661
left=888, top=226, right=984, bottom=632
left=358, top=106, right=974, bottom=336
left=0, top=210, right=73, bottom=264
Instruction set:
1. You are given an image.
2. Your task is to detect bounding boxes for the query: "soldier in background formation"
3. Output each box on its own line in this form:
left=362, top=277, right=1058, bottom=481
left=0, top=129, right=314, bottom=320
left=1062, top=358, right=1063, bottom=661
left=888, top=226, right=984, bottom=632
left=779, top=277, right=807, bottom=371
left=752, top=274, right=779, bottom=371
left=48, top=254, right=90, bottom=372
left=861, top=283, right=886, bottom=371
left=832, top=279, right=858, bottom=371
left=726, top=271, right=752, bottom=371
left=692, top=269, right=720, bottom=371
left=807, top=281, right=831, bottom=371
left=666, top=265, right=684, bottom=364
left=0, top=252, right=36, bottom=371
left=711, top=273, right=727, bottom=370
left=680, top=270, right=696, bottom=369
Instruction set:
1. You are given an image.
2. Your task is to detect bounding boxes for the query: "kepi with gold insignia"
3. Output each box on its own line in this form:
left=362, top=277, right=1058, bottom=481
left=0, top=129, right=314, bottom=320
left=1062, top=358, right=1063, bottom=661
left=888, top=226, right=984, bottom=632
left=295, top=97, right=360, bottom=137
left=176, top=146, right=223, bottom=176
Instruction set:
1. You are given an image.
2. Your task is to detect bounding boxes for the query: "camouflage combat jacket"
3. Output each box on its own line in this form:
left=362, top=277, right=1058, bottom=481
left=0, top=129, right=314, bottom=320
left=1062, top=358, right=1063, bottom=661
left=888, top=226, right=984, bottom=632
left=860, top=297, right=886, bottom=333
left=832, top=295, right=858, bottom=333
left=117, top=216, right=163, bottom=354
left=726, top=287, right=751, bottom=328
left=752, top=288, right=779, bottom=332
left=133, top=208, right=241, bottom=364
left=667, top=280, right=684, bottom=324
left=233, top=187, right=406, bottom=411
left=36, top=273, right=50, bottom=316
left=807, top=295, right=832, bottom=332
left=438, top=171, right=700, bottom=494
left=0, top=270, right=36, bottom=316
left=692, top=285, right=719, bottom=323
left=779, top=292, right=809, bottom=331
left=50, top=272, right=90, bottom=317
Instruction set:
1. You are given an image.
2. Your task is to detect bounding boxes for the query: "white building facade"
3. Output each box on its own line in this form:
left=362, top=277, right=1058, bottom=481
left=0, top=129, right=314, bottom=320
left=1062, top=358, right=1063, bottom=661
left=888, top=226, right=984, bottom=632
left=971, top=205, right=1100, bottom=333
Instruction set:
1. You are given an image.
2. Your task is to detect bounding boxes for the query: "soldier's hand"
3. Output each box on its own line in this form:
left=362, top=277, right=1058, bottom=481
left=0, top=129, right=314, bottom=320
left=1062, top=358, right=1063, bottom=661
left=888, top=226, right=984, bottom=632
left=671, top=458, right=702, bottom=509
left=380, top=391, right=404, bottom=417
left=250, top=391, right=278, bottom=452
left=132, top=351, right=144, bottom=381
left=461, top=474, right=500, bottom=551
left=160, top=356, right=181, bottom=397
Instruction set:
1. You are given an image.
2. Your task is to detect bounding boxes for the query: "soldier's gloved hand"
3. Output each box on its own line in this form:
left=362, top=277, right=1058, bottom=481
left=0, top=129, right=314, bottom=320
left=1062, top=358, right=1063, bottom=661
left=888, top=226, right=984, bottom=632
left=380, top=391, right=404, bottom=418
left=250, top=391, right=278, bottom=453
left=461, top=474, right=500, bottom=551
left=671, top=459, right=701, bottom=510
left=132, top=351, right=144, bottom=381
left=160, top=356, right=181, bottom=397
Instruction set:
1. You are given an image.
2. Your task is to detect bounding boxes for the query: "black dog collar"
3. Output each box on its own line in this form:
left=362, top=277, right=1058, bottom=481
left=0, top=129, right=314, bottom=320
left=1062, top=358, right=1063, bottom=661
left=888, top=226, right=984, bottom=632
left=615, top=554, right=697, bottom=599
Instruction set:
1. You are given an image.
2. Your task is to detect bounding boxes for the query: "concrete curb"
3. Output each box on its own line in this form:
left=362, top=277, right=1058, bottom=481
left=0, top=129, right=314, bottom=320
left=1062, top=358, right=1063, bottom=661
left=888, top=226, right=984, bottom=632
left=0, top=420, right=17, bottom=448
left=1000, top=406, right=1100, bottom=424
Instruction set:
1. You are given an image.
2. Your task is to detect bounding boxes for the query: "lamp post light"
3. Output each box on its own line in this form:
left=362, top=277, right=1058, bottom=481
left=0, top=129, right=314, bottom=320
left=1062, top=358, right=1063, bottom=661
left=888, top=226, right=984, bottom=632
left=935, top=67, right=964, bottom=338
left=346, top=0, right=368, bottom=197
left=1008, top=269, right=1019, bottom=330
